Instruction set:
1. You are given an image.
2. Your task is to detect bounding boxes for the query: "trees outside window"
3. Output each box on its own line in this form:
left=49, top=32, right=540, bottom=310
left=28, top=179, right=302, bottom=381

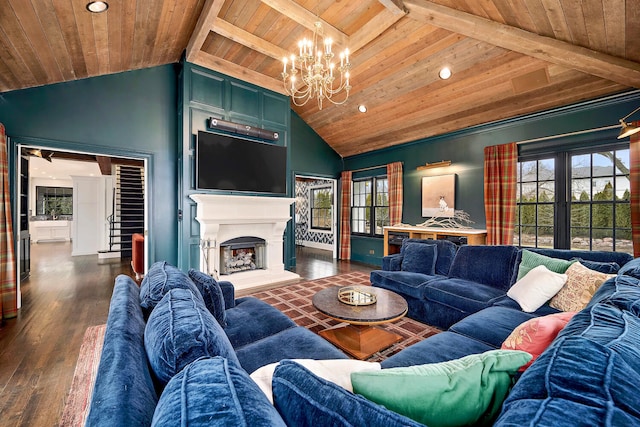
left=515, top=145, right=631, bottom=253
left=351, top=177, right=389, bottom=236
left=36, top=186, right=73, bottom=216
left=310, top=186, right=332, bottom=230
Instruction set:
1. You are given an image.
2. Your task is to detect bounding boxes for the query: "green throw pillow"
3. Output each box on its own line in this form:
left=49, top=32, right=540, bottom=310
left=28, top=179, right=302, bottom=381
left=350, top=350, right=532, bottom=427
left=517, top=250, right=575, bottom=280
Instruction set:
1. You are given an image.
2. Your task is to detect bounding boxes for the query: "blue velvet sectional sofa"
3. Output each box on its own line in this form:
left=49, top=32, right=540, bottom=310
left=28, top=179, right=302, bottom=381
left=87, top=248, right=640, bottom=426
left=371, top=239, right=633, bottom=329
left=85, top=264, right=349, bottom=426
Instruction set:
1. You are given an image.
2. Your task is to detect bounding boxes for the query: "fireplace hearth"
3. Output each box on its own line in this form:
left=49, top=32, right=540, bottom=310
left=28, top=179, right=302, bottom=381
left=220, top=237, right=266, bottom=275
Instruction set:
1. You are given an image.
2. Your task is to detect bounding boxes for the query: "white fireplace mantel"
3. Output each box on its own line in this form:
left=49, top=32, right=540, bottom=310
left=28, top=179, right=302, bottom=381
left=190, top=194, right=300, bottom=291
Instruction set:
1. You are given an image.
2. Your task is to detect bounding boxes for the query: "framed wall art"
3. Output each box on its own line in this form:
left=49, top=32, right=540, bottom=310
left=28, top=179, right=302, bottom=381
left=422, top=174, right=455, bottom=217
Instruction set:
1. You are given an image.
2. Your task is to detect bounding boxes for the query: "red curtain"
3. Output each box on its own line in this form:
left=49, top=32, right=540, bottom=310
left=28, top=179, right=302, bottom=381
left=630, top=122, right=640, bottom=257
left=338, top=171, right=352, bottom=260
left=387, top=162, right=403, bottom=226
left=484, top=142, right=518, bottom=245
left=0, top=123, right=17, bottom=322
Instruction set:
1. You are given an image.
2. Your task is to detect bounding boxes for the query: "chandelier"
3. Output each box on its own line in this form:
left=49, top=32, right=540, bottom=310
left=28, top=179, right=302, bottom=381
left=281, top=21, right=351, bottom=110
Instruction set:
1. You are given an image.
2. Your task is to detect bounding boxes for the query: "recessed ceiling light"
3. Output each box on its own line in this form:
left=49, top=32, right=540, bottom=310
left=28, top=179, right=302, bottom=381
left=86, top=1, right=108, bottom=13
left=439, top=67, right=452, bottom=80
left=358, top=105, right=367, bottom=113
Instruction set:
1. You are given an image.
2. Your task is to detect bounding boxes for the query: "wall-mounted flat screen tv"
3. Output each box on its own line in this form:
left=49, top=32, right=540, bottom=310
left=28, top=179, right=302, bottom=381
left=196, top=130, right=287, bottom=194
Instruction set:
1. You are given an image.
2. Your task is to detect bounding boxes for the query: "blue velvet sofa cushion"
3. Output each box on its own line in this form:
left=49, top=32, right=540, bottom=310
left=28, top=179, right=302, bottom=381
left=381, top=331, right=494, bottom=368
left=571, top=257, right=620, bottom=274
left=219, top=280, right=236, bottom=308
left=556, top=302, right=640, bottom=368
left=188, top=269, right=227, bottom=327
left=369, top=270, right=437, bottom=299
left=447, top=245, right=520, bottom=291
left=490, top=295, right=560, bottom=316
left=401, top=242, right=437, bottom=275
left=495, top=337, right=640, bottom=426
left=144, top=288, right=240, bottom=386
left=224, top=296, right=297, bottom=348
left=382, top=253, right=403, bottom=271
left=86, top=275, right=158, bottom=427
left=234, top=326, right=348, bottom=374
left=401, top=238, right=458, bottom=276
left=618, top=257, right=640, bottom=280
left=449, top=306, right=537, bottom=348
left=139, top=261, right=201, bottom=315
left=497, top=294, right=640, bottom=426
left=272, top=360, right=424, bottom=427
left=423, top=277, right=506, bottom=314
left=152, top=357, right=286, bottom=427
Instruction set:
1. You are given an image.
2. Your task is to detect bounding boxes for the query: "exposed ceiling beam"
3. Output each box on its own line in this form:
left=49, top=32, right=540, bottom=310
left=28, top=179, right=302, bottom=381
left=378, top=0, right=408, bottom=15
left=350, top=8, right=407, bottom=53
left=191, top=51, right=287, bottom=95
left=404, top=0, right=640, bottom=88
left=260, top=0, right=348, bottom=47
left=212, top=19, right=290, bottom=61
left=186, top=0, right=226, bottom=62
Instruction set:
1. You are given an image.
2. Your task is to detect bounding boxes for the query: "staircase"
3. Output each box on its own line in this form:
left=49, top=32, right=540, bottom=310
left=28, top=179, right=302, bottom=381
left=108, top=165, right=144, bottom=258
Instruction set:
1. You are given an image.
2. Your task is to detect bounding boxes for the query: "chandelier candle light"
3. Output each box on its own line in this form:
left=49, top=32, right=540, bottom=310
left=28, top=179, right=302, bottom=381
left=282, top=21, right=351, bottom=110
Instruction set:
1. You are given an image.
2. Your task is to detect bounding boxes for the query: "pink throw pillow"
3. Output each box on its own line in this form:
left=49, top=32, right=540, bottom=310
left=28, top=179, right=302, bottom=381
left=501, top=311, right=576, bottom=371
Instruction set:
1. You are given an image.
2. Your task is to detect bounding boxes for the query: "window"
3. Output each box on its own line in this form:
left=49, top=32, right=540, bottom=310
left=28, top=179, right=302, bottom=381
left=36, top=186, right=73, bottom=216
left=515, top=144, right=631, bottom=253
left=310, top=186, right=332, bottom=230
left=351, top=177, right=389, bottom=236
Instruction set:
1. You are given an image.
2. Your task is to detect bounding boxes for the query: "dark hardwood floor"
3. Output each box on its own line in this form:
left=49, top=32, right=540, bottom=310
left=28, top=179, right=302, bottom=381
left=0, top=243, right=375, bottom=427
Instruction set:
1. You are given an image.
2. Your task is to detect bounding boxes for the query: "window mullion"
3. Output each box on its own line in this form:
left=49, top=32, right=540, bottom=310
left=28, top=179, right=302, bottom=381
left=555, top=152, right=569, bottom=249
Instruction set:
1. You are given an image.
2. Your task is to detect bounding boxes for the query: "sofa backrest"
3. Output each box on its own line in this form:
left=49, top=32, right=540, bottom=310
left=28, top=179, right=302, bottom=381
left=524, top=248, right=633, bottom=267
left=508, top=248, right=635, bottom=285
left=401, top=238, right=458, bottom=276
left=448, top=245, right=520, bottom=291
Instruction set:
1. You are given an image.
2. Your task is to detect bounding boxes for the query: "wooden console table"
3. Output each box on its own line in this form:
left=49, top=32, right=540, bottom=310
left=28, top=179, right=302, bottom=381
left=383, top=225, right=487, bottom=256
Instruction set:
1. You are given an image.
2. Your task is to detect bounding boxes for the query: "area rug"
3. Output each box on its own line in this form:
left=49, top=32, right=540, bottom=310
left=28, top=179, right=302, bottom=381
left=59, top=324, right=106, bottom=427
left=246, top=271, right=441, bottom=362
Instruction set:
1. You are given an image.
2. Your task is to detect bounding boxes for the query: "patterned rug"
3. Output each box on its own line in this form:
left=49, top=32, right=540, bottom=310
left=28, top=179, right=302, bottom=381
left=59, top=324, right=106, bottom=427
left=246, top=271, right=441, bottom=362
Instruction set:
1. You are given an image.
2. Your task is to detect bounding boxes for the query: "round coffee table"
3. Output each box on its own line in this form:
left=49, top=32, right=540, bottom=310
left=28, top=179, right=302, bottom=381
left=312, top=286, right=408, bottom=360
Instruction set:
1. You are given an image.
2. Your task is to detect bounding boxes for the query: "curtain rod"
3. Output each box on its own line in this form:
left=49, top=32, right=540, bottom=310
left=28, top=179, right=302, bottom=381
left=515, top=124, right=620, bottom=145
left=349, top=162, right=403, bottom=173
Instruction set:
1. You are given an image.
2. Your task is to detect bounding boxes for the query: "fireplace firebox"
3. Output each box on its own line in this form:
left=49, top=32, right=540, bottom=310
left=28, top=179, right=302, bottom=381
left=219, top=237, right=266, bottom=275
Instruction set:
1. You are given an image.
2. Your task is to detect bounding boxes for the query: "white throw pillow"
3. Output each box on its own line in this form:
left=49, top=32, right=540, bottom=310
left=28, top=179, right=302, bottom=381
left=507, top=265, right=568, bottom=313
left=250, top=359, right=381, bottom=404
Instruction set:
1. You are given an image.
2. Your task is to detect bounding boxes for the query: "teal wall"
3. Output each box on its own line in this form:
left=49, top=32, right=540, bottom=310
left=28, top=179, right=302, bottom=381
left=344, top=90, right=640, bottom=266
left=0, top=65, right=179, bottom=264
left=290, top=111, right=342, bottom=176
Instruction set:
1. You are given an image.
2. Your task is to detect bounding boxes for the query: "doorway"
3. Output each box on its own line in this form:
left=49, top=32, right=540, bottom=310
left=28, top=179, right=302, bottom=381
left=16, top=145, right=148, bottom=305
left=294, top=175, right=338, bottom=258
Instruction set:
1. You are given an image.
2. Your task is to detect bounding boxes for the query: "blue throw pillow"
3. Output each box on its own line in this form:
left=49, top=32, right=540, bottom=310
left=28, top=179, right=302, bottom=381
left=188, top=269, right=227, bottom=327
left=618, top=257, right=640, bottom=280
left=571, top=257, right=620, bottom=274
left=152, top=357, right=285, bottom=427
left=401, top=242, right=437, bottom=275
left=139, top=261, right=202, bottom=314
left=272, top=360, right=424, bottom=427
left=144, top=288, right=240, bottom=386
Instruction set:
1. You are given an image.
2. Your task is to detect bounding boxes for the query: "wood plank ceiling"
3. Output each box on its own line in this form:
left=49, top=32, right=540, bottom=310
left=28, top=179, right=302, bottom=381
left=1, top=0, right=639, bottom=157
